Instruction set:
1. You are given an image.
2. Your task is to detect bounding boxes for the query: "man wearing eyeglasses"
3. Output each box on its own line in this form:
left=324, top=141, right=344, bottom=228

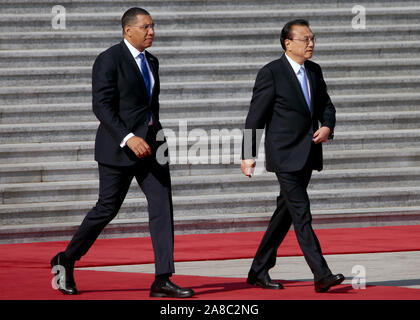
left=50, top=7, right=194, bottom=298
left=241, top=19, right=344, bottom=292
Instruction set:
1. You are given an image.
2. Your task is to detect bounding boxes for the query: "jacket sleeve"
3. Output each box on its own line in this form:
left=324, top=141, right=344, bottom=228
left=316, top=65, right=336, bottom=139
left=92, top=52, right=131, bottom=144
left=242, top=66, right=275, bottom=159
left=151, top=56, right=160, bottom=121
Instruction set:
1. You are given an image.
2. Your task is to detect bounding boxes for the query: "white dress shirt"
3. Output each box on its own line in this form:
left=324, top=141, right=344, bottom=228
left=285, top=53, right=311, bottom=101
left=120, top=38, right=155, bottom=147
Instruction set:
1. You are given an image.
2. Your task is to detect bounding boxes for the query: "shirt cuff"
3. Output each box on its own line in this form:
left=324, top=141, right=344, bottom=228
left=120, top=133, right=135, bottom=148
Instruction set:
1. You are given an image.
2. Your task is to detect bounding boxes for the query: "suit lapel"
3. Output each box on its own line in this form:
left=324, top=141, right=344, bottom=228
left=120, top=41, right=150, bottom=100
left=280, top=54, right=312, bottom=117
left=304, top=61, right=316, bottom=116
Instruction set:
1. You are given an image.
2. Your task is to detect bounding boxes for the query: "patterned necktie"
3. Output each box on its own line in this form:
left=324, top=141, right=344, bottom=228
left=139, top=52, right=151, bottom=101
left=297, top=66, right=311, bottom=111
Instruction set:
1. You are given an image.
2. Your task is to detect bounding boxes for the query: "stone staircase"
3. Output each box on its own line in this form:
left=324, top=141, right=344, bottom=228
left=1, top=0, right=420, bottom=243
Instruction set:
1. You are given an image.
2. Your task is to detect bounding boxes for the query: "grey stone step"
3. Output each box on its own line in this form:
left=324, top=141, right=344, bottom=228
left=1, top=185, right=420, bottom=226
left=0, top=66, right=93, bottom=87
left=324, top=129, right=420, bottom=151
left=153, top=40, right=420, bottom=64
left=0, top=100, right=249, bottom=124
left=320, top=58, right=420, bottom=78
left=2, top=205, right=420, bottom=243
left=1, top=128, right=419, bottom=168
left=2, top=75, right=420, bottom=106
left=156, top=146, right=420, bottom=170
left=0, top=212, right=264, bottom=243
left=2, top=109, right=420, bottom=143
left=0, top=103, right=95, bottom=125
left=332, top=92, right=420, bottom=113
left=1, top=126, right=420, bottom=165
left=2, top=167, right=420, bottom=205
left=1, top=41, right=420, bottom=68
left=1, top=146, right=420, bottom=184
left=0, top=84, right=91, bottom=105
left=310, top=167, right=420, bottom=189
left=0, top=66, right=91, bottom=87
left=0, top=141, right=93, bottom=164
left=0, top=121, right=98, bottom=144
left=335, top=110, right=420, bottom=131
left=0, top=161, right=100, bottom=184
left=3, top=58, right=420, bottom=87
left=2, top=92, right=420, bottom=125
left=0, top=117, right=246, bottom=143
left=158, top=76, right=420, bottom=98
left=4, top=0, right=418, bottom=14
left=165, top=58, right=420, bottom=80
left=327, top=75, right=420, bottom=95
left=324, top=147, right=420, bottom=169
left=1, top=6, right=420, bottom=32
left=2, top=24, right=420, bottom=49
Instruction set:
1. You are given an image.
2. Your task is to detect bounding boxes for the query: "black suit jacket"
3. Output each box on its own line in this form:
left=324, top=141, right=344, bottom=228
left=92, top=40, right=163, bottom=166
left=243, top=54, right=336, bottom=172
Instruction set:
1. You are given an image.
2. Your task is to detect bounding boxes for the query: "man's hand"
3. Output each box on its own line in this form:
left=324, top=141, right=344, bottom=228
left=241, top=159, right=256, bottom=178
left=313, top=126, right=331, bottom=144
left=126, top=136, right=152, bottom=158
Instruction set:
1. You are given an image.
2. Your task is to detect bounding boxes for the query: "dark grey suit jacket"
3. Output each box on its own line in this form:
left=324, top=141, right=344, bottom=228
left=243, top=54, right=336, bottom=172
left=92, top=40, right=162, bottom=166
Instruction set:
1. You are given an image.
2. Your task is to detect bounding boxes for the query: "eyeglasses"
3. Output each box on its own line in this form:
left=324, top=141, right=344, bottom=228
left=290, top=35, right=316, bottom=45
left=131, top=23, right=155, bottom=31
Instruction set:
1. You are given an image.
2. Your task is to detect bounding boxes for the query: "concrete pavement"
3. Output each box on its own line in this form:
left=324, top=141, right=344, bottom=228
left=80, top=250, right=420, bottom=290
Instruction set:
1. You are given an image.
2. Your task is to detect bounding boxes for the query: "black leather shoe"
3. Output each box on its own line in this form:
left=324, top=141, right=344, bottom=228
left=247, top=273, right=284, bottom=289
left=150, top=278, right=194, bottom=298
left=50, top=252, right=78, bottom=295
left=315, top=274, right=345, bottom=293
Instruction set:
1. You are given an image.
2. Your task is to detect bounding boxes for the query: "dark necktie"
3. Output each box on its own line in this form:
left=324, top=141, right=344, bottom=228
left=139, top=52, right=151, bottom=101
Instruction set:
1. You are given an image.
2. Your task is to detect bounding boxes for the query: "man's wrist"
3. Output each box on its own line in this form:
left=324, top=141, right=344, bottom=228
left=120, top=133, right=135, bottom=148
left=243, top=159, right=256, bottom=165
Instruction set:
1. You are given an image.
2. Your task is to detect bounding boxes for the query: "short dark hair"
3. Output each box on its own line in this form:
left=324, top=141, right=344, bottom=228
left=280, top=19, right=310, bottom=50
left=121, top=7, right=150, bottom=32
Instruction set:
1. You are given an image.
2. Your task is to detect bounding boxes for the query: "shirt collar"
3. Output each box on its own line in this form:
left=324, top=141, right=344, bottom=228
left=124, top=38, right=144, bottom=59
left=285, top=53, right=304, bottom=75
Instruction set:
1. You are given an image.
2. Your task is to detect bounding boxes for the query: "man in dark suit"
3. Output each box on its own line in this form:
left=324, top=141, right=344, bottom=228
left=50, top=7, right=194, bottom=298
left=241, top=19, right=345, bottom=293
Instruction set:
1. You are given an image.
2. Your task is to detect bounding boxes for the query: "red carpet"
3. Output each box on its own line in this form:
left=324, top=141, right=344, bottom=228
left=1, top=225, right=420, bottom=268
left=1, top=267, right=419, bottom=300
left=1, top=225, right=420, bottom=300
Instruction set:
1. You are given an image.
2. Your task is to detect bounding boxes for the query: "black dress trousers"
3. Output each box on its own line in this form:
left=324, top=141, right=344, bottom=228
left=64, top=126, right=175, bottom=276
left=249, top=144, right=332, bottom=283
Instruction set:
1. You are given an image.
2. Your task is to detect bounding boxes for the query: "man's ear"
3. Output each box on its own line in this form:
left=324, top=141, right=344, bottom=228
left=124, top=26, right=131, bottom=37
